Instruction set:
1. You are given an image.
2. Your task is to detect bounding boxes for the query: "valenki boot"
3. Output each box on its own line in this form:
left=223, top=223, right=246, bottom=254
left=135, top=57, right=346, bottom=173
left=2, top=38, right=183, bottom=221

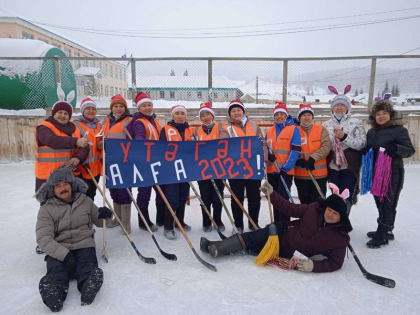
left=208, top=234, right=245, bottom=258
left=120, top=204, right=131, bottom=234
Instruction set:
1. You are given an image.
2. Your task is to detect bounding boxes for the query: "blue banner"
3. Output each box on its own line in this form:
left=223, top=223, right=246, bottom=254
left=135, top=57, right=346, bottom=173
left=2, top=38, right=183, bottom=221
left=105, top=136, right=264, bottom=188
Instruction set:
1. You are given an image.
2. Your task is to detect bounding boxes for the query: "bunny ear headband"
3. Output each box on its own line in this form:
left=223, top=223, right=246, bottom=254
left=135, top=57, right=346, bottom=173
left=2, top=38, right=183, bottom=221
left=328, top=85, right=352, bottom=96
left=328, top=183, right=349, bottom=200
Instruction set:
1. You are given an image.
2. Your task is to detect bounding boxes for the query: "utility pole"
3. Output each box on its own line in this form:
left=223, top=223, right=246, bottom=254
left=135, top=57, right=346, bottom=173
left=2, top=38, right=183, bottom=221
left=256, top=76, right=259, bottom=105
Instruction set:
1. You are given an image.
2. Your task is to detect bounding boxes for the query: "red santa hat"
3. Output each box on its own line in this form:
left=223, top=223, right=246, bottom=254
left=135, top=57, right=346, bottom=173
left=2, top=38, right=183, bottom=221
left=171, top=104, right=187, bottom=116
left=228, top=99, right=245, bottom=117
left=80, top=97, right=97, bottom=114
left=199, top=102, right=215, bottom=118
left=135, top=92, right=153, bottom=108
left=297, top=104, right=314, bottom=120
left=273, top=101, right=288, bottom=117
left=52, top=101, right=73, bottom=118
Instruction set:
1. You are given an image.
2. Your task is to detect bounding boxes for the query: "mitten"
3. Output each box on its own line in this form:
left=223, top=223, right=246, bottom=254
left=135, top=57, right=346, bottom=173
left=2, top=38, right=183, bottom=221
left=296, top=259, right=314, bottom=272
left=98, top=207, right=112, bottom=219
left=295, top=159, right=306, bottom=168
left=306, top=157, right=315, bottom=170
left=261, top=180, right=273, bottom=196
left=267, top=152, right=276, bottom=162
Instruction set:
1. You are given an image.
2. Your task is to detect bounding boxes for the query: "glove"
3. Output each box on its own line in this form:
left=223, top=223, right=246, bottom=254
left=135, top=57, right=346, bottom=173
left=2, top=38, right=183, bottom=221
left=295, top=159, right=306, bottom=168
left=261, top=180, right=273, bottom=196
left=383, top=144, right=397, bottom=157
left=98, top=206, right=112, bottom=219
left=267, top=152, right=276, bottom=162
left=63, top=252, right=76, bottom=270
left=305, top=157, right=315, bottom=171
left=296, top=258, right=314, bottom=272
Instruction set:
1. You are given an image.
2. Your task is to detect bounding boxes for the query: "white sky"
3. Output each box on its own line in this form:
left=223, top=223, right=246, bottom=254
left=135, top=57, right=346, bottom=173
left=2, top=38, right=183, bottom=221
left=1, top=0, right=420, bottom=58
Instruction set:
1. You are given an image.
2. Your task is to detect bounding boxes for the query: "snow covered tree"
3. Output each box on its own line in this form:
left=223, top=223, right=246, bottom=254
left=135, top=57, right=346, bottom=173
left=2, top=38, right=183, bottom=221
left=354, top=89, right=359, bottom=97
left=395, top=84, right=400, bottom=96
left=170, top=69, right=175, bottom=76
left=360, top=87, right=364, bottom=94
left=382, top=80, right=390, bottom=95
left=391, top=85, right=396, bottom=96
left=183, top=69, right=188, bottom=76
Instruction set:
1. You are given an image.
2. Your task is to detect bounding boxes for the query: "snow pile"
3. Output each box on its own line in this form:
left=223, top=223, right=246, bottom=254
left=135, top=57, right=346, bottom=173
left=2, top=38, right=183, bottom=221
left=0, top=163, right=419, bottom=314
left=0, top=108, right=46, bottom=116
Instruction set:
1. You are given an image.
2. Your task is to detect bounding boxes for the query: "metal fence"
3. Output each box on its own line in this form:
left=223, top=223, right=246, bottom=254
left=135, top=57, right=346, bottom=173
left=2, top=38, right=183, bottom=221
left=1, top=55, right=420, bottom=111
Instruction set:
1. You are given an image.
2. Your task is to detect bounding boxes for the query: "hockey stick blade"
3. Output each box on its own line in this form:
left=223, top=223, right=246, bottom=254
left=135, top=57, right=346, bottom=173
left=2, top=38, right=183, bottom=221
left=102, top=253, right=108, bottom=263
left=152, top=235, right=177, bottom=261
left=216, top=229, right=227, bottom=240
left=129, top=241, right=156, bottom=264
left=191, top=248, right=217, bottom=272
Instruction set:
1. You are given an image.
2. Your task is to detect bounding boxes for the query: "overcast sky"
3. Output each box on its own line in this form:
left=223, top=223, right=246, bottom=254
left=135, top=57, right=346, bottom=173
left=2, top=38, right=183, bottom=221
left=1, top=0, right=420, bottom=59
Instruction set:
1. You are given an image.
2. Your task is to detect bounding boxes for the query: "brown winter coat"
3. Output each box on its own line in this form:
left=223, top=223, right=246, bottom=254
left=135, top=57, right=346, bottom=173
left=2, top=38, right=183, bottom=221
left=36, top=192, right=104, bottom=261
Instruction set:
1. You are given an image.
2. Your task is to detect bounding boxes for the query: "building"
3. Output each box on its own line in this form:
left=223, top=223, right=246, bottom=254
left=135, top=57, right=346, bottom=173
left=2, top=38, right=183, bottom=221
left=134, top=75, right=243, bottom=102
left=0, top=16, right=128, bottom=99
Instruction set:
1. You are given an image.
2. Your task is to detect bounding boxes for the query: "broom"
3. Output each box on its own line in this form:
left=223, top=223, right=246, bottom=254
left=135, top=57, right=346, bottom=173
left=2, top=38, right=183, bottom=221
left=254, top=168, right=279, bottom=265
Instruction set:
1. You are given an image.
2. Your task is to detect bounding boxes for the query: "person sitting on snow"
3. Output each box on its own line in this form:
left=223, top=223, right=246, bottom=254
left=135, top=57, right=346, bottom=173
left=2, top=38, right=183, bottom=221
left=200, top=181, right=353, bottom=273
left=35, top=166, right=112, bottom=312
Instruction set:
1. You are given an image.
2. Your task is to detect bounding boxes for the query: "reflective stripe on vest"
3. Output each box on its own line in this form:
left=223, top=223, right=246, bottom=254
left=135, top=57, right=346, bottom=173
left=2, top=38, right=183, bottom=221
left=35, top=121, right=81, bottom=180
left=73, top=120, right=103, bottom=178
left=227, top=119, right=257, bottom=138
left=164, top=125, right=193, bottom=141
left=102, top=117, right=131, bottom=139
left=195, top=122, right=225, bottom=140
left=266, top=125, right=295, bottom=175
left=294, top=124, right=328, bottom=178
left=136, top=117, right=162, bottom=140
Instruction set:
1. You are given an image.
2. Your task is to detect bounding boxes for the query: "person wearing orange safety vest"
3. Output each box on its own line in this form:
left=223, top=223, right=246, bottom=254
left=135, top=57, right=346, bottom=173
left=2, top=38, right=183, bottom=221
left=72, top=97, right=103, bottom=201
left=102, top=94, right=133, bottom=234
left=194, top=102, right=229, bottom=232
left=126, top=91, right=162, bottom=232
left=226, top=99, right=266, bottom=233
left=35, top=101, right=89, bottom=193
left=294, top=104, right=331, bottom=204
left=159, top=105, right=193, bottom=240
left=265, top=101, right=301, bottom=224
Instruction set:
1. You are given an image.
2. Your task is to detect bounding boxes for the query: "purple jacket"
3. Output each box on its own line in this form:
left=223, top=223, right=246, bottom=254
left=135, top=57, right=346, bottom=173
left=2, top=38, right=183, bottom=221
left=126, top=112, right=159, bottom=140
left=270, top=192, right=350, bottom=273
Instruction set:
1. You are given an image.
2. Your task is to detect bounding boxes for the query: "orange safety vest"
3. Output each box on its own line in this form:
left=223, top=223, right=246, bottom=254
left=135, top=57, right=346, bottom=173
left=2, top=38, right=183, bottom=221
left=194, top=122, right=226, bottom=140
left=135, top=117, right=162, bottom=140
left=163, top=125, right=194, bottom=141
left=102, top=116, right=132, bottom=139
left=35, top=121, right=81, bottom=180
left=266, top=125, right=296, bottom=175
left=73, top=120, right=102, bottom=178
left=226, top=119, right=257, bottom=137
left=294, top=124, right=328, bottom=178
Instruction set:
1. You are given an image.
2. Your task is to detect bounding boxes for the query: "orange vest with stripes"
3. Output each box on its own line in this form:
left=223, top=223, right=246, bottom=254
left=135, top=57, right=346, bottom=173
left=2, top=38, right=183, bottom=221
left=73, top=120, right=102, bottom=178
left=226, top=119, right=257, bottom=137
left=35, top=121, right=81, bottom=180
left=163, top=125, right=193, bottom=141
left=194, top=122, right=226, bottom=140
left=135, top=117, right=162, bottom=140
left=102, top=116, right=132, bottom=139
left=294, top=124, right=328, bottom=178
left=266, top=125, right=296, bottom=175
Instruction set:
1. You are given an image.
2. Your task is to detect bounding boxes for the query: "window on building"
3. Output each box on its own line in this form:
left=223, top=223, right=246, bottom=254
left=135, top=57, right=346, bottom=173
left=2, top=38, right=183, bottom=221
left=22, top=32, right=34, bottom=39
left=74, top=52, right=80, bottom=68
left=100, top=85, right=103, bottom=96
left=110, top=66, right=113, bottom=78
left=105, top=86, right=109, bottom=96
left=187, top=91, right=191, bottom=98
left=110, top=87, right=114, bottom=95
left=197, top=91, right=202, bottom=99
left=119, top=69, right=122, bottom=81
left=64, top=48, right=71, bottom=57
left=224, top=92, right=229, bottom=99
left=104, top=64, right=108, bottom=76
left=160, top=91, right=165, bottom=98
left=213, top=92, right=218, bottom=99
left=83, top=58, right=88, bottom=67
left=170, top=91, right=175, bottom=99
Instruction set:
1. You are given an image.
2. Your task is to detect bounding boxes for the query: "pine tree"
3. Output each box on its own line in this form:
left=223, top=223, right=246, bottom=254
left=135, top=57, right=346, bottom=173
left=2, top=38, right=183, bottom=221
left=183, top=69, right=188, bottom=76
left=382, top=80, right=390, bottom=95
left=170, top=69, right=175, bottom=76
left=360, top=87, right=364, bottom=94
left=354, top=89, right=359, bottom=97
left=391, top=85, right=396, bottom=96
left=395, top=84, right=400, bottom=96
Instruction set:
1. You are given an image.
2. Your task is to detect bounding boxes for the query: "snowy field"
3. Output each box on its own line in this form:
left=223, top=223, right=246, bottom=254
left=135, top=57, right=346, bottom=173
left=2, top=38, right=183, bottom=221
left=0, top=162, right=419, bottom=315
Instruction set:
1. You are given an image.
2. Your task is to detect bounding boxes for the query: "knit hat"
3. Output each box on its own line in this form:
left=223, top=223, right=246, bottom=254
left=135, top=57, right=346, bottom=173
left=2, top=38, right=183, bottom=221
left=324, top=194, right=353, bottom=232
left=171, top=104, right=187, bottom=116
left=80, top=97, right=97, bottom=115
left=228, top=99, right=245, bottom=117
left=52, top=101, right=73, bottom=118
left=273, top=101, right=288, bottom=117
left=199, top=102, right=215, bottom=118
left=297, top=104, right=314, bottom=120
left=135, top=92, right=153, bottom=108
left=110, top=94, right=128, bottom=110
left=328, top=85, right=352, bottom=112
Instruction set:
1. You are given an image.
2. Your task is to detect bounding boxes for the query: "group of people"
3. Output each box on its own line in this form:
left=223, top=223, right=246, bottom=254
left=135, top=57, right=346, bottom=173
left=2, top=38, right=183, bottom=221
left=34, top=87, right=415, bottom=312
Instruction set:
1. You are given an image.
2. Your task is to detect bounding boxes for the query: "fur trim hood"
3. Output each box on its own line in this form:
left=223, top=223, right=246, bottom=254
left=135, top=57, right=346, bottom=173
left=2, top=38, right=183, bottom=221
left=368, top=100, right=403, bottom=128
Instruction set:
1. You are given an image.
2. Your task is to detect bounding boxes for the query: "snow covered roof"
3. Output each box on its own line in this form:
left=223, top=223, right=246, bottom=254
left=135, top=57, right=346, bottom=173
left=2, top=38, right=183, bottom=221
left=74, top=67, right=102, bottom=78
left=135, top=75, right=244, bottom=89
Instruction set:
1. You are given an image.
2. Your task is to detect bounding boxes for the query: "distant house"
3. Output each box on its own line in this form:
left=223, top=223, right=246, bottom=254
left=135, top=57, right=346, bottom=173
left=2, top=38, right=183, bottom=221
left=74, top=67, right=103, bottom=97
left=133, top=76, right=243, bottom=102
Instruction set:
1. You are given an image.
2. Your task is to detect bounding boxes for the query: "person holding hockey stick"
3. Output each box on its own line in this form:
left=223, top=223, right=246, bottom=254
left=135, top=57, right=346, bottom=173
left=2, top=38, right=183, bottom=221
left=201, top=180, right=352, bottom=273
left=194, top=102, right=229, bottom=232
left=159, top=105, right=193, bottom=240
left=35, top=166, right=112, bottom=312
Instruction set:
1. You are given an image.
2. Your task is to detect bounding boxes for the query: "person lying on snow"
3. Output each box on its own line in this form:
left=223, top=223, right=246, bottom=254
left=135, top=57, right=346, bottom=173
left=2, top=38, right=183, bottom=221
left=200, top=181, right=353, bottom=273
left=35, top=166, right=112, bottom=312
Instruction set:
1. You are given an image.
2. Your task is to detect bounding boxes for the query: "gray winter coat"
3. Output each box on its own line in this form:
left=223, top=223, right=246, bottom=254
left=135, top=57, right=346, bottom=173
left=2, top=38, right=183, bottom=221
left=36, top=192, right=104, bottom=262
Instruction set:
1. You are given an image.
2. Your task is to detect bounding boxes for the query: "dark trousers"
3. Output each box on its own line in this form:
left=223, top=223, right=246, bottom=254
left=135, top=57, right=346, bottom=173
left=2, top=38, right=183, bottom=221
left=110, top=188, right=131, bottom=204
left=155, top=187, right=165, bottom=226
left=328, top=169, right=357, bottom=201
left=294, top=177, right=327, bottom=204
left=161, top=182, right=190, bottom=230
left=136, top=186, right=153, bottom=224
left=267, top=173, right=293, bottom=223
left=79, top=175, right=100, bottom=201
left=229, top=179, right=261, bottom=229
left=43, top=247, right=98, bottom=297
left=242, top=222, right=285, bottom=255
left=198, top=179, right=224, bottom=227
left=374, top=167, right=404, bottom=234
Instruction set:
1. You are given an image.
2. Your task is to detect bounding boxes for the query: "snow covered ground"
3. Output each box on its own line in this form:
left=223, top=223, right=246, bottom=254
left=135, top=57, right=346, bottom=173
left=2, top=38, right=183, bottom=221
left=0, top=162, right=419, bottom=315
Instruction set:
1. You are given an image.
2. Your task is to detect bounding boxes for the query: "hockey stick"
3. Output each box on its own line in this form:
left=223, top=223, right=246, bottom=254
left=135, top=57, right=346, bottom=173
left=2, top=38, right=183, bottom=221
left=155, top=184, right=217, bottom=272
left=86, top=167, right=156, bottom=264
left=188, top=182, right=227, bottom=240
left=126, top=188, right=177, bottom=261
left=308, top=170, right=396, bottom=288
left=101, top=138, right=108, bottom=263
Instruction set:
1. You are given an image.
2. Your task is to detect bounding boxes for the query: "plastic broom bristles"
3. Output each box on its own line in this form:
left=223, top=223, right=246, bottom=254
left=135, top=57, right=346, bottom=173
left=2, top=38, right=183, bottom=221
left=254, top=224, right=279, bottom=265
